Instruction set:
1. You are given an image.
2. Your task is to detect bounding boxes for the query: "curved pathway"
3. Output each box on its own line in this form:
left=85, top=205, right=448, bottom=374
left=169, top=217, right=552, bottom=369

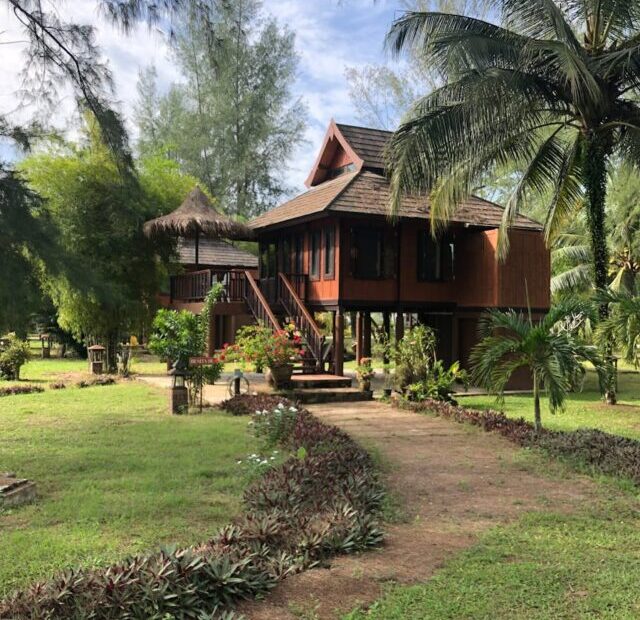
left=239, top=400, right=597, bottom=619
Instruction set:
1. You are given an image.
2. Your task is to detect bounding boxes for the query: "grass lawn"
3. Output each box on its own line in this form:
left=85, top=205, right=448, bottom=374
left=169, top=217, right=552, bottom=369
left=345, top=484, right=640, bottom=619
left=460, top=368, right=640, bottom=441
left=0, top=381, right=258, bottom=597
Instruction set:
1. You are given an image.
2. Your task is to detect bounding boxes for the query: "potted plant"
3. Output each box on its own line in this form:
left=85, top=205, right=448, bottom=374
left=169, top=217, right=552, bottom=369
left=356, top=357, right=374, bottom=392
left=230, top=326, right=303, bottom=388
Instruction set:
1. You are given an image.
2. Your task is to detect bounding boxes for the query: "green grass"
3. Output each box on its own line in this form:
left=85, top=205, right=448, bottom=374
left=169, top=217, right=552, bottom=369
left=0, top=381, right=258, bottom=596
left=459, top=369, right=640, bottom=440
left=345, top=487, right=640, bottom=619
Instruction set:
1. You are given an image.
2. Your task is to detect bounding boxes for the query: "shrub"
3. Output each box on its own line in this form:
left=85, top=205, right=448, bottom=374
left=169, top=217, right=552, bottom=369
left=148, top=309, right=204, bottom=369
left=221, top=394, right=294, bottom=416
left=77, top=376, right=116, bottom=388
left=405, top=360, right=468, bottom=403
left=394, top=324, right=437, bottom=391
left=0, top=397, right=384, bottom=619
left=401, top=399, right=640, bottom=486
left=0, top=384, right=44, bottom=397
left=0, top=334, right=31, bottom=380
left=252, top=402, right=300, bottom=447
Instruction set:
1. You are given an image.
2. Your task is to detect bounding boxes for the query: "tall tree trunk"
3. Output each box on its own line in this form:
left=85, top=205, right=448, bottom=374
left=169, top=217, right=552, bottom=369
left=533, top=371, right=542, bottom=432
left=584, top=134, right=616, bottom=405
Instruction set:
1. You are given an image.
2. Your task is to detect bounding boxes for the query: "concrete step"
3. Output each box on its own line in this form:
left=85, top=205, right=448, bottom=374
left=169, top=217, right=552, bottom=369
left=279, top=387, right=373, bottom=404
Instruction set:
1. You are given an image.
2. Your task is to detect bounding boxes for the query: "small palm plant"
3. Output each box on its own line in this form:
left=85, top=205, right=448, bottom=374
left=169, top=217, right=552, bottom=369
left=470, top=303, right=603, bottom=431
left=596, top=289, right=640, bottom=366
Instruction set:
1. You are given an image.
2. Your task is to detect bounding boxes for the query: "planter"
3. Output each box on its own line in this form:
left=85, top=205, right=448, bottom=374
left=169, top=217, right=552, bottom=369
left=358, top=379, right=371, bottom=392
left=268, top=363, right=294, bottom=388
left=383, top=387, right=392, bottom=397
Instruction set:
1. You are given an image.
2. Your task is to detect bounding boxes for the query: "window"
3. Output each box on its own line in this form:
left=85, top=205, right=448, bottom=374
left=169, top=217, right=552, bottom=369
left=310, top=231, right=321, bottom=278
left=260, top=242, right=277, bottom=278
left=352, top=228, right=384, bottom=279
left=323, top=227, right=335, bottom=278
left=417, top=231, right=454, bottom=282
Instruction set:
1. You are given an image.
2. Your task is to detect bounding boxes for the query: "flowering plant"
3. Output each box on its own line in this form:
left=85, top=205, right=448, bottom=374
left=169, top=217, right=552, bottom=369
left=230, top=325, right=304, bottom=368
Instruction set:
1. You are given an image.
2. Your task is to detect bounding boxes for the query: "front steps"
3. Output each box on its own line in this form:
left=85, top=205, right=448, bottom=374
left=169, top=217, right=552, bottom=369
left=289, top=374, right=352, bottom=389
left=278, top=387, right=373, bottom=404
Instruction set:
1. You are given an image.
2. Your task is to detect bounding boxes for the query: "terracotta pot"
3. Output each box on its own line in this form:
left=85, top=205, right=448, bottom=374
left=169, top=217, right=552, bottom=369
left=359, top=379, right=371, bottom=392
left=268, top=363, right=294, bottom=388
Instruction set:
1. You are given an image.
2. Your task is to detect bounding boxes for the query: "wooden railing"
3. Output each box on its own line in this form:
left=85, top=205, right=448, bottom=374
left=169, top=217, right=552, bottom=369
left=170, top=269, right=247, bottom=302
left=244, top=271, right=281, bottom=331
left=278, top=273, right=328, bottom=367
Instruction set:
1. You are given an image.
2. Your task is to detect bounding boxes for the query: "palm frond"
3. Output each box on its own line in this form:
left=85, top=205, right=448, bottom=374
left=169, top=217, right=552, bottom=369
left=551, top=264, right=592, bottom=294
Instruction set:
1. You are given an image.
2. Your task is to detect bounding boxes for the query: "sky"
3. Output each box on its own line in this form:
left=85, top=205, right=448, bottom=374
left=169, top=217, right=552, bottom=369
left=0, top=0, right=405, bottom=191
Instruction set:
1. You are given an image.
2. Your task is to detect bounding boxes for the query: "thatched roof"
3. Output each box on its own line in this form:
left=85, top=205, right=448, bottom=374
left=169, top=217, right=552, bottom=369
left=143, top=186, right=255, bottom=240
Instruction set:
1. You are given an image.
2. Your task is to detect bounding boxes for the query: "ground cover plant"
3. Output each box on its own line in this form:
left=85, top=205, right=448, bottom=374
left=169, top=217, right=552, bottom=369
left=0, top=382, right=257, bottom=598
left=0, top=384, right=44, bottom=397
left=1, top=396, right=384, bottom=618
left=399, top=396, right=640, bottom=487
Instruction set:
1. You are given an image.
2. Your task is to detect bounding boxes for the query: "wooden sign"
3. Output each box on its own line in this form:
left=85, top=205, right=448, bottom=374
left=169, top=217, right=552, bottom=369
left=189, top=356, right=217, bottom=366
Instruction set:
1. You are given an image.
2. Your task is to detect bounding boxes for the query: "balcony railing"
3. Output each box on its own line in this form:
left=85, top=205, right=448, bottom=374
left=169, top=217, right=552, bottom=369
left=170, top=269, right=247, bottom=302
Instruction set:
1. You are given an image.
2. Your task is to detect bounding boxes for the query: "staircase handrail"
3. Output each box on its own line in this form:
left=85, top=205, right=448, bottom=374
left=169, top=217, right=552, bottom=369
left=244, top=271, right=281, bottom=332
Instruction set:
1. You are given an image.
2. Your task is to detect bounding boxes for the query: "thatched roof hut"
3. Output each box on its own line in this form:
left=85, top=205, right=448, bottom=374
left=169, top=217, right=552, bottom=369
left=144, top=186, right=254, bottom=240
left=143, top=186, right=254, bottom=268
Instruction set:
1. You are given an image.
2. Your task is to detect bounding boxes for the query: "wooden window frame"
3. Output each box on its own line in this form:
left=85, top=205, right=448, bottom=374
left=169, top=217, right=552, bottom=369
left=310, top=230, right=321, bottom=280
left=417, top=230, right=454, bottom=282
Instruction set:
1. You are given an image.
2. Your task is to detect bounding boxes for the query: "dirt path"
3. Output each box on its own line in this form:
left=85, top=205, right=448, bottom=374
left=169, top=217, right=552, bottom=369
left=239, top=400, right=597, bottom=620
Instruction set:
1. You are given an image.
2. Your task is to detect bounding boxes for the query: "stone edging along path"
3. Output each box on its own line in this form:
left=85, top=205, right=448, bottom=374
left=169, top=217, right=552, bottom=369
left=239, top=400, right=598, bottom=620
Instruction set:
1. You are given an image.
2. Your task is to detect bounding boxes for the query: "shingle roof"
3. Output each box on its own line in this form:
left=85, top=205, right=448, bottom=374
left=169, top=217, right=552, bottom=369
left=249, top=171, right=358, bottom=229
left=177, top=238, right=258, bottom=268
left=335, top=123, right=392, bottom=171
left=249, top=170, right=542, bottom=232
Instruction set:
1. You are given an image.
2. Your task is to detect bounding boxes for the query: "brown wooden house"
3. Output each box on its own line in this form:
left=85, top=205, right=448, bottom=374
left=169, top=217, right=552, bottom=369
left=169, top=120, right=550, bottom=377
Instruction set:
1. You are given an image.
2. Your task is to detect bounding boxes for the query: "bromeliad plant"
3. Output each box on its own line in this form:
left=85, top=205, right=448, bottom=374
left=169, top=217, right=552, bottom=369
left=470, top=302, right=605, bottom=430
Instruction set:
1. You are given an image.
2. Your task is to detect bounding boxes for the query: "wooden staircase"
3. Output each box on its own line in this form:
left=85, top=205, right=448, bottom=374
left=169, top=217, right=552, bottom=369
left=242, top=271, right=331, bottom=374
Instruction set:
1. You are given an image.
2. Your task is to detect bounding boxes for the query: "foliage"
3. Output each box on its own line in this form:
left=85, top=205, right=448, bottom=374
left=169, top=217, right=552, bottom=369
left=135, top=0, right=307, bottom=217
left=252, top=402, right=300, bottom=448
left=148, top=309, right=204, bottom=369
left=394, top=324, right=437, bottom=390
left=187, top=358, right=225, bottom=408
left=0, top=397, right=384, bottom=619
left=401, top=398, right=640, bottom=487
left=470, top=302, right=605, bottom=429
left=405, top=360, right=468, bottom=403
left=77, top=376, right=116, bottom=388
left=220, top=394, right=294, bottom=416
left=230, top=327, right=303, bottom=368
left=595, top=288, right=640, bottom=365
left=0, top=169, right=58, bottom=336
left=19, top=119, right=190, bottom=371
left=0, top=384, right=44, bottom=398
left=0, top=334, right=31, bottom=380
left=356, top=357, right=375, bottom=382
left=232, top=325, right=275, bottom=371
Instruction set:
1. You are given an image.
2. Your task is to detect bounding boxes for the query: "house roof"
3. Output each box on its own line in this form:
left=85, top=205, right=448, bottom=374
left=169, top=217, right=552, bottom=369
left=334, top=123, right=392, bottom=171
left=249, top=170, right=542, bottom=232
left=176, top=237, right=258, bottom=268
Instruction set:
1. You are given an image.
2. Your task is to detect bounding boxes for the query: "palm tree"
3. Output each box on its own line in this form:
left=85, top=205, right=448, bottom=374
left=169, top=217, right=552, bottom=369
left=470, top=303, right=603, bottom=431
left=386, top=2, right=640, bottom=402
left=596, top=288, right=640, bottom=365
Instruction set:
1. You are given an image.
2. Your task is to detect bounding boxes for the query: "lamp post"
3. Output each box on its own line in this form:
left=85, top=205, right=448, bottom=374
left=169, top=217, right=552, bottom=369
left=169, top=366, right=189, bottom=415
left=87, top=345, right=105, bottom=374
